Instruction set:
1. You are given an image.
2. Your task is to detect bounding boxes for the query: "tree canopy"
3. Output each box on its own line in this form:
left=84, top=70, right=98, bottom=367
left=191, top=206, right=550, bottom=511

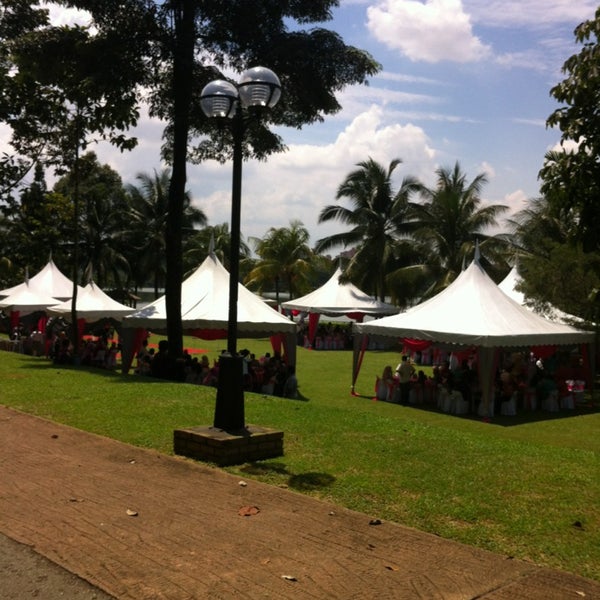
left=0, top=0, right=380, bottom=356
left=316, top=158, right=419, bottom=301
left=541, top=7, right=600, bottom=253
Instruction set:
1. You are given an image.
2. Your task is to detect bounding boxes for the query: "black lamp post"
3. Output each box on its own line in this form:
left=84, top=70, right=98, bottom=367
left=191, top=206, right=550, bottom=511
left=200, top=67, right=281, bottom=432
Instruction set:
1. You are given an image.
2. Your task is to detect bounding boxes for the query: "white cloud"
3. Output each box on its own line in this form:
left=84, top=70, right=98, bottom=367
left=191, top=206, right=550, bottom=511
left=93, top=105, right=166, bottom=186
left=367, top=0, right=491, bottom=63
left=478, top=161, right=496, bottom=181
left=43, top=2, right=91, bottom=27
left=551, top=139, right=581, bottom=153
left=187, top=105, right=438, bottom=246
left=375, top=70, right=443, bottom=86
left=464, top=0, right=596, bottom=28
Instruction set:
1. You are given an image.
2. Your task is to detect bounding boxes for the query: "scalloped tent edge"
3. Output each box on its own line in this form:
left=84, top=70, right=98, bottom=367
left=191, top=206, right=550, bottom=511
left=281, top=267, right=398, bottom=346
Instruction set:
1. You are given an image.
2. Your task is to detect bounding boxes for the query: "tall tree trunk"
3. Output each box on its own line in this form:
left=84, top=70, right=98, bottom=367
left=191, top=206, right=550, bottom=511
left=165, top=2, right=195, bottom=358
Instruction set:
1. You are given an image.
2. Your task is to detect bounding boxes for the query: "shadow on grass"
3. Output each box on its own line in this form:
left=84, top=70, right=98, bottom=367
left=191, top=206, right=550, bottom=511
left=288, top=472, right=336, bottom=490
left=20, top=359, right=173, bottom=383
left=239, top=461, right=336, bottom=491
left=20, top=355, right=598, bottom=423
left=404, top=399, right=599, bottom=426
left=20, top=358, right=315, bottom=399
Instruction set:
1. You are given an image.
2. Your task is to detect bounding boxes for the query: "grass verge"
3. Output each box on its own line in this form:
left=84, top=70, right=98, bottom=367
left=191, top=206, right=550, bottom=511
left=1, top=339, right=599, bottom=581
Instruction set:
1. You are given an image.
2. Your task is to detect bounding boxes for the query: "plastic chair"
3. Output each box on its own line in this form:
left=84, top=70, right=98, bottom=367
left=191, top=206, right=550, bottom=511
left=543, top=390, right=559, bottom=412
left=523, top=388, right=537, bottom=411
left=452, top=391, right=469, bottom=415
left=560, top=394, right=575, bottom=410
left=500, top=392, right=517, bottom=416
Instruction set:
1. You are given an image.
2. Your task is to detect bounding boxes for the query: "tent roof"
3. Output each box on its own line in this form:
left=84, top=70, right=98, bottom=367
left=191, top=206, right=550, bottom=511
left=281, top=268, right=398, bottom=317
left=47, top=282, right=136, bottom=322
left=122, top=253, right=296, bottom=336
left=355, top=258, right=594, bottom=347
left=0, top=282, right=60, bottom=315
left=497, top=266, right=525, bottom=305
left=0, top=259, right=78, bottom=301
left=498, top=266, right=582, bottom=325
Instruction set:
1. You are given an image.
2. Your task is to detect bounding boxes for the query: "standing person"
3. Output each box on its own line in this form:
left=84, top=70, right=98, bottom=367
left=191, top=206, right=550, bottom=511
left=395, top=355, right=415, bottom=405
left=150, top=340, right=171, bottom=379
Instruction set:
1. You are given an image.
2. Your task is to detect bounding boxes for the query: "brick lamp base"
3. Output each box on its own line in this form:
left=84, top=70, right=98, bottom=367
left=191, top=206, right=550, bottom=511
left=173, top=425, right=284, bottom=466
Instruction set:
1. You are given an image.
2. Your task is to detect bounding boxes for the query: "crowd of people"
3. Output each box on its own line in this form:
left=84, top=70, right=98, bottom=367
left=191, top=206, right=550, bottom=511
left=297, top=322, right=353, bottom=350
left=3, top=316, right=301, bottom=399
left=45, top=320, right=123, bottom=370
left=376, top=348, right=589, bottom=415
left=135, top=340, right=299, bottom=399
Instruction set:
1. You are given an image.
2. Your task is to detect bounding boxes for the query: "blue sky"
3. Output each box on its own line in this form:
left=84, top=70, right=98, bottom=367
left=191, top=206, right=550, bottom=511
left=10, top=1, right=600, bottom=250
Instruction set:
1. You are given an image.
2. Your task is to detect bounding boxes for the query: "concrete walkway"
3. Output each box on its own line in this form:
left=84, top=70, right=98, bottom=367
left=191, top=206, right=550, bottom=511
left=1, top=405, right=598, bottom=599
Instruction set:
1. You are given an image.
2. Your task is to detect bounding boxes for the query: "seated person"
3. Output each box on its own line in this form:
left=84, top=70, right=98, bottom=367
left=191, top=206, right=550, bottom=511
left=283, top=366, right=298, bottom=399
left=376, top=365, right=395, bottom=401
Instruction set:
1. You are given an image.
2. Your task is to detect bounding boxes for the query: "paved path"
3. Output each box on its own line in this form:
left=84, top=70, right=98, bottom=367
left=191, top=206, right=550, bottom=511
left=1, top=405, right=598, bottom=599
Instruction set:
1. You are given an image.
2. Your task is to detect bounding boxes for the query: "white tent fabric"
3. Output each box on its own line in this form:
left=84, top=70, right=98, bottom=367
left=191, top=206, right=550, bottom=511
left=281, top=267, right=398, bottom=317
left=353, top=257, right=594, bottom=416
left=123, top=252, right=296, bottom=335
left=0, top=259, right=79, bottom=301
left=47, top=282, right=136, bottom=322
left=0, top=282, right=60, bottom=315
left=497, top=266, right=525, bottom=305
left=121, top=252, right=297, bottom=371
left=498, top=266, right=582, bottom=325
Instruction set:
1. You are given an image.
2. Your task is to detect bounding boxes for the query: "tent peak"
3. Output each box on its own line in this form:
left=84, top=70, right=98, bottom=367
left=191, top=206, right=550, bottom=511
left=473, top=240, right=481, bottom=263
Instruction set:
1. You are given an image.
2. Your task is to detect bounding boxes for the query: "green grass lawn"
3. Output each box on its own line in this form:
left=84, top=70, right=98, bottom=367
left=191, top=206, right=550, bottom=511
left=1, top=338, right=599, bottom=582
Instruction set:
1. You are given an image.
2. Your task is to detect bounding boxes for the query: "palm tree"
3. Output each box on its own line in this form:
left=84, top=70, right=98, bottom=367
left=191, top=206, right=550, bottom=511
left=52, top=152, right=132, bottom=289
left=123, top=169, right=206, bottom=298
left=315, top=158, right=419, bottom=301
left=506, top=195, right=572, bottom=259
left=410, top=162, right=508, bottom=296
left=183, top=223, right=251, bottom=278
left=245, top=220, right=313, bottom=305
left=81, top=191, right=131, bottom=289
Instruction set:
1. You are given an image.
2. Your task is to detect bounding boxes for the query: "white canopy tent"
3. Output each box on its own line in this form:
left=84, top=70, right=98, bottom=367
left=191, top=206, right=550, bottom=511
left=0, top=258, right=79, bottom=301
left=47, top=282, right=136, bottom=322
left=281, top=267, right=398, bottom=346
left=282, top=267, right=398, bottom=317
left=121, top=251, right=297, bottom=371
left=0, top=282, right=60, bottom=315
left=498, top=265, right=582, bottom=325
left=353, top=255, right=595, bottom=416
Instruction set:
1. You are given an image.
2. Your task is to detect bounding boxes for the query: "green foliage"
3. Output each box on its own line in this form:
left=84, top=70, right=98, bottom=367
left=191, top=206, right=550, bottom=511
left=542, top=7, right=600, bottom=252
left=519, top=243, right=600, bottom=324
left=316, top=158, right=420, bottom=301
left=246, top=219, right=314, bottom=302
left=410, top=161, right=509, bottom=297
left=509, top=192, right=600, bottom=323
left=0, top=164, right=72, bottom=279
left=0, top=345, right=598, bottom=581
left=184, top=223, right=251, bottom=278
left=52, top=152, right=131, bottom=288
left=6, top=23, right=141, bottom=169
left=122, top=168, right=206, bottom=297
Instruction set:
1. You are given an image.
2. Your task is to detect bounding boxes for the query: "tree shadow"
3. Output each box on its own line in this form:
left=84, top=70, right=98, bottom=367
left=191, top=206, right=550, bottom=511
left=239, top=462, right=335, bottom=491
left=288, top=472, right=335, bottom=491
